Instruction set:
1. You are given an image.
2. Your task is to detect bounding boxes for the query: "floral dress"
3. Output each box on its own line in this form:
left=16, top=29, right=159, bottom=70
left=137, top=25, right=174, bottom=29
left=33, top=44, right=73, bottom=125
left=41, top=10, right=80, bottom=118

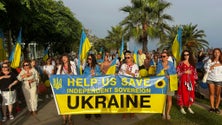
left=177, top=62, right=198, bottom=107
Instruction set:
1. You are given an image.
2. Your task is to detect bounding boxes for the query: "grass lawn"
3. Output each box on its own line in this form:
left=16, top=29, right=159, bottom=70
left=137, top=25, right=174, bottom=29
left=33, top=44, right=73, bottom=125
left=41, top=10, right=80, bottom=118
left=133, top=97, right=222, bottom=125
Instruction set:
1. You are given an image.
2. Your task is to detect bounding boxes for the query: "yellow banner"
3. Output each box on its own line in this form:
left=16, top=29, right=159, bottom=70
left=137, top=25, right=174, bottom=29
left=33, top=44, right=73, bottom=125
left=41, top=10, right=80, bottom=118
left=50, top=75, right=168, bottom=115
left=55, top=94, right=166, bottom=115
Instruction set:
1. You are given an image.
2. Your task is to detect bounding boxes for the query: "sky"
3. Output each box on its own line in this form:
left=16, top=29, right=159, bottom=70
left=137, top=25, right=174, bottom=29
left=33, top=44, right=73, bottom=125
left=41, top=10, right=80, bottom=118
left=62, top=0, right=222, bottom=50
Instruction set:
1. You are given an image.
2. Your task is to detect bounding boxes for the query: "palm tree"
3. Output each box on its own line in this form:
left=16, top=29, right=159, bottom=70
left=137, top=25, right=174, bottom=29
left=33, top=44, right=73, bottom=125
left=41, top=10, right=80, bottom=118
left=158, top=24, right=209, bottom=56
left=106, top=25, right=125, bottom=50
left=153, top=0, right=173, bottom=43
left=182, top=23, right=209, bottom=55
left=120, top=0, right=173, bottom=52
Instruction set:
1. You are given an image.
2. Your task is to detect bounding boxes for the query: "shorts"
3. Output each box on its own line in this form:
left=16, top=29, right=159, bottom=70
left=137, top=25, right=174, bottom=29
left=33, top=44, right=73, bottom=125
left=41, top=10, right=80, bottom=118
left=166, top=90, right=175, bottom=96
left=2, top=90, right=16, bottom=106
left=207, top=80, right=222, bottom=86
left=166, top=83, right=175, bottom=96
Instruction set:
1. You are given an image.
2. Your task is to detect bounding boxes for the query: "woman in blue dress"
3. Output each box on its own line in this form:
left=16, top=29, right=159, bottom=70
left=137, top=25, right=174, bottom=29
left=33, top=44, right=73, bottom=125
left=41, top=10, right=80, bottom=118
left=156, top=52, right=177, bottom=120
left=83, top=54, right=101, bottom=120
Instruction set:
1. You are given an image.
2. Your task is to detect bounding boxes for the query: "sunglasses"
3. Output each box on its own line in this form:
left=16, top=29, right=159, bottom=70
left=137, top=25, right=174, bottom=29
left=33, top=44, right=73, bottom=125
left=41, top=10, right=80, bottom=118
left=125, top=57, right=131, bottom=59
left=87, top=58, right=92, bottom=60
left=23, top=64, right=29, bottom=66
left=161, top=55, right=167, bottom=58
left=2, top=66, right=8, bottom=68
left=184, top=54, right=190, bottom=56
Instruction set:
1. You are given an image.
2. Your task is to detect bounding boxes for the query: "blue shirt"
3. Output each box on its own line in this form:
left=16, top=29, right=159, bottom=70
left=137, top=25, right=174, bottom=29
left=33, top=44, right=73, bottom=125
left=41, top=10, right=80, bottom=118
left=83, top=64, right=101, bottom=76
left=156, top=61, right=176, bottom=75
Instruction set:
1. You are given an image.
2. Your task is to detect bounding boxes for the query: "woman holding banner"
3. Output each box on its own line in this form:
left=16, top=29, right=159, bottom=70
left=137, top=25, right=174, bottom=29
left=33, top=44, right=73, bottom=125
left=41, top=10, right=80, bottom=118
left=177, top=50, right=198, bottom=114
left=204, top=48, right=222, bottom=114
left=118, top=50, right=139, bottom=119
left=83, top=54, right=102, bottom=120
left=156, top=52, right=177, bottom=120
left=56, top=53, right=77, bottom=125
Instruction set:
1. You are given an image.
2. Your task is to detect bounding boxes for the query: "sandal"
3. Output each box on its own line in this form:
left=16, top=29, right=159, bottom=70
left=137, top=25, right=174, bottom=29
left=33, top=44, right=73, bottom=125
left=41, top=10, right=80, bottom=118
left=166, top=115, right=171, bottom=120
left=161, top=114, right=166, bottom=119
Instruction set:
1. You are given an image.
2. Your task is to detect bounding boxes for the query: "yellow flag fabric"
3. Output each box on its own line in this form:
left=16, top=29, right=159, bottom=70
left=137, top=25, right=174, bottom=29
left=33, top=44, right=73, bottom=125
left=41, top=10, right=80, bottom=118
left=106, top=57, right=117, bottom=75
left=172, top=28, right=182, bottom=64
left=43, top=49, right=49, bottom=62
left=43, top=54, right=48, bottom=62
left=169, top=74, right=178, bottom=91
left=133, top=49, right=138, bottom=64
left=78, top=30, right=91, bottom=75
left=157, top=69, right=178, bottom=91
left=148, top=65, right=156, bottom=76
left=157, top=69, right=165, bottom=76
left=11, top=43, right=21, bottom=68
left=79, top=31, right=91, bottom=62
left=10, top=29, right=22, bottom=68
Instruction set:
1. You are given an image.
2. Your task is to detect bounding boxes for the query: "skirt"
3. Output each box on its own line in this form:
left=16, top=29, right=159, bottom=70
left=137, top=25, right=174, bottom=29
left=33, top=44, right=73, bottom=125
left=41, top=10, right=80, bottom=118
left=2, top=90, right=16, bottom=106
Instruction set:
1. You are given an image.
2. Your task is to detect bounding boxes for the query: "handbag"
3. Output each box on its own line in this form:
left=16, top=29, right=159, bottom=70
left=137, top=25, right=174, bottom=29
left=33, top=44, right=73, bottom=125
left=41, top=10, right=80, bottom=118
left=37, top=83, right=47, bottom=94
left=202, top=71, right=209, bottom=83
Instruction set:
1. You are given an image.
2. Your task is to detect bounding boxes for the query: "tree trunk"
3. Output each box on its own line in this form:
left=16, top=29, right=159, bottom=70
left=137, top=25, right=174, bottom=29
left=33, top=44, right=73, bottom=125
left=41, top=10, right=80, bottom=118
left=142, top=23, right=148, bottom=52
left=142, top=35, right=148, bottom=52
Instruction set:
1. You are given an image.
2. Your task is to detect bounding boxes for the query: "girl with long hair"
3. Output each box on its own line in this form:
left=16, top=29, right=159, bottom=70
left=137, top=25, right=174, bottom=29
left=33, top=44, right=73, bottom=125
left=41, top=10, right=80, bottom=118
left=204, top=48, right=222, bottom=113
left=177, top=50, right=198, bottom=114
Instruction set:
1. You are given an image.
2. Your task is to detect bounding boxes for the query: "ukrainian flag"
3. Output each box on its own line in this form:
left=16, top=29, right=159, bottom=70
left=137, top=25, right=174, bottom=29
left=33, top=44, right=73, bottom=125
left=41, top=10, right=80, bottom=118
left=43, top=48, right=49, bottom=62
left=9, top=28, right=22, bottom=68
left=0, top=29, right=6, bottom=61
left=133, top=48, right=138, bottom=65
left=119, top=37, right=124, bottom=60
left=78, top=30, right=91, bottom=74
left=106, top=55, right=117, bottom=75
left=172, top=27, right=182, bottom=64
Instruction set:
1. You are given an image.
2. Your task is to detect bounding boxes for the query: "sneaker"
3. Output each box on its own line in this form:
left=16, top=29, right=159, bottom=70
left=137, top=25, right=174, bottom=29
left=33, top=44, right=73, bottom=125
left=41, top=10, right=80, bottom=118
left=180, top=108, right=186, bottom=114
left=2, top=117, right=7, bottom=122
left=9, top=115, right=14, bottom=120
left=215, top=108, right=220, bottom=114
left=209, top=108, right=215, bottom=112
left=188, top=108, right=194, bottom=114
left=38, top=98, right=43, bottom=102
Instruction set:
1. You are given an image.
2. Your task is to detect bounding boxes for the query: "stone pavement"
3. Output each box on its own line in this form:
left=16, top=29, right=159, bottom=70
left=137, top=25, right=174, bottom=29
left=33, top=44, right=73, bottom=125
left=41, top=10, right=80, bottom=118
left=5, top=99, right=152, bottom=125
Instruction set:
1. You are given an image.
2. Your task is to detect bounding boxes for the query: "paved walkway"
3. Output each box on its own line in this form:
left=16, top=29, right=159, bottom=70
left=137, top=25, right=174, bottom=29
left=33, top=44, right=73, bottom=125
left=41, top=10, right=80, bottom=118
left=4, top=86, right=211, bottom=125
left=5, top=99, right=152, bottom=125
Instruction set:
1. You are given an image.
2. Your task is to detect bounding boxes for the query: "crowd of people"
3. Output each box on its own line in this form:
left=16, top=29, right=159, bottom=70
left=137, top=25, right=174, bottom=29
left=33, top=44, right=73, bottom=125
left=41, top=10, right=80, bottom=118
left=0, top=47, right=221, bottom=125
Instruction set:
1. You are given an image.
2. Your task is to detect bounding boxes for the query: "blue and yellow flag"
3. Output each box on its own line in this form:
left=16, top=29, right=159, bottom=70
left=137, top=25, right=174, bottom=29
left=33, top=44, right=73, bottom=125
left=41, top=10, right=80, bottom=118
left=133, top=48, right=138, bottom=65
left=119, top=37, right=124, bottom=60
left=78, top=30, right=91, bottom=74
left=157, top=69, right=178, bottom=91
left=172, top=27, right=182, bottom=64
left=43, top=48, right=49, bottom=62
left=0, top=29, right=6, bottom=61
left=9, top=28, right=22, bottom=68
left=106, top=55, right=117, bottom=75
